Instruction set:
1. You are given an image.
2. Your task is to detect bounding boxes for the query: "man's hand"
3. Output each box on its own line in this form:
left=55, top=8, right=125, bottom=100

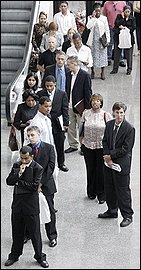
left=19, top=164, right=26, bottom=174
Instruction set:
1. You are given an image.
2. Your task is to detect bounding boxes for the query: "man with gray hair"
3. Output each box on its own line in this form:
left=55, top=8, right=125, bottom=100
left=65, top=56, right=92, bottom=154
left=42, top=51, right=69, bottom=91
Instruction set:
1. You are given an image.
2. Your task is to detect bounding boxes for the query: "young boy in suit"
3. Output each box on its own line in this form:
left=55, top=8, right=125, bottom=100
left=27, top=126, right=58, bottom=247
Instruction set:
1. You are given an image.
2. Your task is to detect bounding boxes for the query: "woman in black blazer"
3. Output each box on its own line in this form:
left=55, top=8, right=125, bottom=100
left=13, top=90, right=39, bottom=146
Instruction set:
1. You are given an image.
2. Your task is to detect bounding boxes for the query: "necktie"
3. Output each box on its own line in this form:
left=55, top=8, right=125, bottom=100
left=112, top=125, right=119, bottom=149
left=34, top=145, right=38, bottom=157
left=56, top=68, right=62, bottom=90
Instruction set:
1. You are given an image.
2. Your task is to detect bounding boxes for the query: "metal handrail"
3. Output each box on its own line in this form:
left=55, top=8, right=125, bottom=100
left=5, top=1, right=40, bottom=125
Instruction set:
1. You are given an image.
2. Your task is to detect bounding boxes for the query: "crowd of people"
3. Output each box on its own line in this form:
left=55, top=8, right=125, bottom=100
left=5, top=1, right=139, bottom=268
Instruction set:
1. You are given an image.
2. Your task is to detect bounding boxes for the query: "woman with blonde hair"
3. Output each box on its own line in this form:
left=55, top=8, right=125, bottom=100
left=62, top=27, right=77, bottom=53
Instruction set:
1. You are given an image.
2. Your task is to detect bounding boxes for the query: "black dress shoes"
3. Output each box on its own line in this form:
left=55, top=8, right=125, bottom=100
left=59, top=164, right=69, bottom=172
left=119, top=62, right=126, bottom=67
left=126, top=70, right=131, bottom=75
left=98, top=199, right=105, bottom=204
left=88, top=194, right=96, bottom=200
left=49, top=239, right=57, bottom=247
left=110, top=70, right=118, bottom=74
left=38, top=260, right=49, bottom=268
left=5, top=259, right=18, bottom=266
left=97, top=194, right=105, bottom=204
left=98, top=210, right=118, bottom=218
left=65, top=147, right=78, bottom=153
left=120, top=218, right=132, bottom=227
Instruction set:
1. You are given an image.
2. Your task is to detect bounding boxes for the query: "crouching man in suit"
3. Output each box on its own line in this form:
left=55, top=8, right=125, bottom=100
left=98, top=102, right=135, bottom=228
left=5, top=146, right=49, bottom=268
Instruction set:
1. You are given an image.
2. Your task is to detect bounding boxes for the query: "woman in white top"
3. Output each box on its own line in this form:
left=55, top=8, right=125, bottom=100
left=86, top=2, right=110, bottom=80
left=79, top=93, right=112, bottom=203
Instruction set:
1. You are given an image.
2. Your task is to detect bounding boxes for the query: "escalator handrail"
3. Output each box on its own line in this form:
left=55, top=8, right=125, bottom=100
left=5, top=1, right=40, bottom=124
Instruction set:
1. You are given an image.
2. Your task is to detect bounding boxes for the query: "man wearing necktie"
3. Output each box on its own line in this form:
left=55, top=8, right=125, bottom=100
left=42, top=51, right=68, bottom=92
left=27, top=126, right=57, bottom=248
left=112, top=123, right=119, bottom=149
left=56, top=67, right=62, bottom=90
left=98, top=102, right=135, bottom=228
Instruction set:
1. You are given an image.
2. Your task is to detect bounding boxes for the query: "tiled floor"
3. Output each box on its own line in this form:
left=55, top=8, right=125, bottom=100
left=1, top=55, right=140, bottom=269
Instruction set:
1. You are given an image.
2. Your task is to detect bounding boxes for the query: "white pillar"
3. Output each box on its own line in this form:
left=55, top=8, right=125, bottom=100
left=39, top=1, right=53, bottom=23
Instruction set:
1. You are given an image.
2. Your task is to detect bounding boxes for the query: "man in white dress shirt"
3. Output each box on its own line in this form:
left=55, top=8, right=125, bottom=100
left=29, top=96, right=54, bottom=146
left=66, top=32, right=93, bottom=72
left=53, top=1, right=77, bottom=41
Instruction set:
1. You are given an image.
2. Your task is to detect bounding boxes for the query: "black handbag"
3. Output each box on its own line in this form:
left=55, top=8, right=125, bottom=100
left=99, top=32, right=107, bottom=48
left=8, top=125, right=19, bottom=151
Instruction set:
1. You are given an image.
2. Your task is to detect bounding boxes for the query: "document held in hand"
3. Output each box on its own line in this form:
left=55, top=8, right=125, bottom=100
left=104, top=162, right=121, bottom=172
left=74, top=99, right=84, bottom=116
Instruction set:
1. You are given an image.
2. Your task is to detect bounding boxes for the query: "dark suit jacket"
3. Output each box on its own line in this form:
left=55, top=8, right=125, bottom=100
left=6, top=160, right=43, bottom=215
left=102, top=119, right=135, bottom=175
left=66, top=68, right=92, bottom=114
left=42, top=63, right=69, bottom=89
left=28, top=141, right=57, bottom=195
left=13, top=103, right=39, bottom=130
left=37, top=89, right=69, bottom=132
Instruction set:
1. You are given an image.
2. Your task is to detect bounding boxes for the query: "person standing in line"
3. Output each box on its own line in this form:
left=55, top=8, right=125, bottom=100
left=13, top=90, right=39, bottom=146
left=37, top=76, right=69, bottom=172
left=40, top=21, right=64, bottom=53
left=62, top=28, right=77, bottom=53
left=86, top=3, right=110, bottom=80
left=28, top=96, right=54, bottom=146
left=37, top=36, right=58, bottom=78
left=27, top=126, right=57, bottom=247
left=98, top=102, right=135, bottom=228
left=53, top=1, right=77, bottom=41
left=79, top=93, right=112, bottom=203
left=110, top=5, right=136, bottom=75
left=12, top=72, right=39, bottom=117
left=66, top=32, right=93, bottom=73
left=32, top=11, right=48, bottom=53
left=4, top=146, right=49, bottom=268
left=65, top=56, right=92, bottom=154
left=133, top=1, right=140, bottom=55
left=42, top=51, right=68, bottom=92
left=102, top=1, right=126, bottom=66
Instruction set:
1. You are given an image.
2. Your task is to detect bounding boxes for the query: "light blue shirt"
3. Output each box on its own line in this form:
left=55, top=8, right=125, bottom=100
left=56, top=65, right=66, bottom=91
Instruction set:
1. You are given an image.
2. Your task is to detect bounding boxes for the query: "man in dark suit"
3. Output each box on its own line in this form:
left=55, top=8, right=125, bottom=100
left=42, top=50, right=68, bottom=91
left=37, top=75, right=69, bottom=172
left=65, top=55, right=92, bottom=154
left=5, top=146, right=49, bottom=268
left=98, top=102, right=135, bottom=228
left=27, top=126, right=58, bottom=247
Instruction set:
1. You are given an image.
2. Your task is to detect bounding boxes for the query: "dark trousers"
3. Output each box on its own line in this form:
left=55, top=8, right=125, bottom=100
left=42, top=189, right=57, bottom=241
left=53, top=131, right=65, bottom=167
left=9, top=211, right=46, bottom=262
left=113, top=42, right=133, bottom=71
left=82, top=145, right=105, bottom=197
left=104, top=166, right=134, bottom=218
